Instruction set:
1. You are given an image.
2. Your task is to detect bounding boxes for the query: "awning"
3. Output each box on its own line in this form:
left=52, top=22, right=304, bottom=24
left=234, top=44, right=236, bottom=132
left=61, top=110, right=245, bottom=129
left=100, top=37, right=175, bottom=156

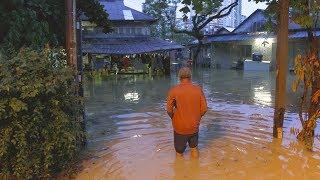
left=205, top=33, right=275, bottom=43
left=204, top=30, right=320, bottom=44
left=289, top=30, right=320, bottom=39
left=82, top=35, right=184, bottom=55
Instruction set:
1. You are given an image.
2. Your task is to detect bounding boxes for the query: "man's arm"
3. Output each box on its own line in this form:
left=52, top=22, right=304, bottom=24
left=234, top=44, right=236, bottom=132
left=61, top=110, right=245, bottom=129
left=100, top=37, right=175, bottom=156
left=166, top=90, right=175, bottom=119
left=167, top=111, right=174, bottom=119
left=200, top=89, right=208, bottom=117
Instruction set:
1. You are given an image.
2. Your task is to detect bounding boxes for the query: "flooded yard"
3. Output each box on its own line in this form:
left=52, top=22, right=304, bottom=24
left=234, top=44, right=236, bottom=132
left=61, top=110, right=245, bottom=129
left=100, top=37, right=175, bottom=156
left=76, top=69, right=320, bottom=179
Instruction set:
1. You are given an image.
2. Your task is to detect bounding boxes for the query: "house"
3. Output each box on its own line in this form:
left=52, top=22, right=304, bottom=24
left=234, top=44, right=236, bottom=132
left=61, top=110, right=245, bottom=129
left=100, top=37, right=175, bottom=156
left=192, top=9, right=320, bottom=70
left=214, top=27, right=232, bottom=35
left=81, top=0, right=183, bottom=73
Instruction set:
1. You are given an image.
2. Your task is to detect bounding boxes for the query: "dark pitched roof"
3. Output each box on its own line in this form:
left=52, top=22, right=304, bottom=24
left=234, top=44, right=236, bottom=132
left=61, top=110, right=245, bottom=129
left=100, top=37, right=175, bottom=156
left=206, top=33, right=273, bottom=43
left=82, top=34, right=184, bottom=55
left=99, top=0, right=155, bottom=22
left=232, top=9, right=264, bottom=33
left=232, top=9, right=302, bottom=33
left=204, top=30, right=320, bottom=44
left=288, top=20, right=301, bottom=30
left=214, top=27, right=231, bottom=35
left=290, top=30, right=320, bottom=39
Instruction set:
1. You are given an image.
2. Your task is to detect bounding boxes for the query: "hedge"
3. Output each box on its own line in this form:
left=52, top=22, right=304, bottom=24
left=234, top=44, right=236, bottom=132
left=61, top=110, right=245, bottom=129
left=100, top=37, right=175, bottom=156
left=0, top=48, right=85, bottom=178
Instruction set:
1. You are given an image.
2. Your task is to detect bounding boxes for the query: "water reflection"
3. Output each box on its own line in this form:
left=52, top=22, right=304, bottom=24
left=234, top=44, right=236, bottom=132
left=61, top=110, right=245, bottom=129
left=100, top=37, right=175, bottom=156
left=77, top=69, right=320, bottom=179
left=124, top=92, right=140, bottom=102
left=254, top=86, right=272, bottom=106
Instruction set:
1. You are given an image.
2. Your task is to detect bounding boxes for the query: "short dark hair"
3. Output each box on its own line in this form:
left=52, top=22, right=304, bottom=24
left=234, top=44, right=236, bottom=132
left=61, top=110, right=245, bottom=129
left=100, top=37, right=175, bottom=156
left=178, top=67, right=191, bottom=79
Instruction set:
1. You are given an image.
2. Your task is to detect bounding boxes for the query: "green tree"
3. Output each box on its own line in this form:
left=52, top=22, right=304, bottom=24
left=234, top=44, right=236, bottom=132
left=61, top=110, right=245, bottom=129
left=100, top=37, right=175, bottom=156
left=0, top=0, right=111, bottom=56
left=174, top=0, right=239, bottom=62
left=143, top=0, right=194, bottom=44
left=143, top=0, right=176, bottom=39
left=172, top=32, right=195, bottom=45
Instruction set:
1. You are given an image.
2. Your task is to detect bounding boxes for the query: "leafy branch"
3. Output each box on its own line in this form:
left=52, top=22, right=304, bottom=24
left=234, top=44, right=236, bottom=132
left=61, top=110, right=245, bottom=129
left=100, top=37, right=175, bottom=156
left=171, top=0, right=239, bottom=62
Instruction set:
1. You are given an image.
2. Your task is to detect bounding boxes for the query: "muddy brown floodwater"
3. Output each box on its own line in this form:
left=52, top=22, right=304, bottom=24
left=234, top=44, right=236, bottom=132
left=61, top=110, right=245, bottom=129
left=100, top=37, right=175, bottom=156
left=76, top=69, right=320, bottom=180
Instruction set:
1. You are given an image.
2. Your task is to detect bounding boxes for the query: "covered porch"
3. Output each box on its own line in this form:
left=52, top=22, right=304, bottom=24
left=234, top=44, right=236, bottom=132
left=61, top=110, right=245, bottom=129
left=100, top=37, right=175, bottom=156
left=82, top=33, right=184, bottom=75
left=192, top=30, right=320, bottom=70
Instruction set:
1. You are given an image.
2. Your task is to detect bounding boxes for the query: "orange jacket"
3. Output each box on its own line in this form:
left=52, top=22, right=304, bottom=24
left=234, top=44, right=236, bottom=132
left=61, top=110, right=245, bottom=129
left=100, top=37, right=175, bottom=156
left=166, top=79, right=207, bottom=135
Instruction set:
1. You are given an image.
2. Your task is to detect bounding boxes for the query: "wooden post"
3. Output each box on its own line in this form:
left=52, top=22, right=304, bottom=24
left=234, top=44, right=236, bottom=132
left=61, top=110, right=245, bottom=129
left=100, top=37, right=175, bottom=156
left=66, top=0, right=77, bottom=68
left=273, top=0, right=289, bottom=138
left=66, top=0, right=87, bottom=146
left=76, top=18, right=83, bottom=97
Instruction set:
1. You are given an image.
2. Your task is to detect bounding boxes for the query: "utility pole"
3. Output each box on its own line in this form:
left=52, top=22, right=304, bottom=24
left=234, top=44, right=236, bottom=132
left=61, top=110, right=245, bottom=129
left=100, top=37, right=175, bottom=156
left=66, top=0, right=86, bottom=146
left=66, top=0, right=77, bottom=68
left=273, top=0, right=289, bottom=138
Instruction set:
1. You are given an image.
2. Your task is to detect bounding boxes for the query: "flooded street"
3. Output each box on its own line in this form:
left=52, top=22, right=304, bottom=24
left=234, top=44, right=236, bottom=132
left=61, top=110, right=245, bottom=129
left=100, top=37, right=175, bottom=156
left=76, top=69, right=320, bottom=179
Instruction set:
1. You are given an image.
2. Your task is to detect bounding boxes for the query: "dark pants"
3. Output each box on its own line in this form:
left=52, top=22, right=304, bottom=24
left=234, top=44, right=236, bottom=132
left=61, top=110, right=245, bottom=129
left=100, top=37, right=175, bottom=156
left=174, top=131, right=199, bottom=154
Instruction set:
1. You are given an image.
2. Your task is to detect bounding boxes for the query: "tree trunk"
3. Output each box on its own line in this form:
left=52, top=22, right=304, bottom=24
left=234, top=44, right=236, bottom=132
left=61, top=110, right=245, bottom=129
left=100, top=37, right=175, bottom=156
left=66, top=0, right=77, bottom=68
left=297, top=125, right=315, bottom=150
left=193, top=40, right=203, bottom=68
left=273, top=0, right=289, bottom=138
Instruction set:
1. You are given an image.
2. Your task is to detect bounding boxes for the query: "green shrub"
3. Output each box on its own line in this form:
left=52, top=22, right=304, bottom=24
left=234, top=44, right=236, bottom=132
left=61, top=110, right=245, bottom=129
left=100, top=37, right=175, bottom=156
left=0, top=48, right=85, bottom=178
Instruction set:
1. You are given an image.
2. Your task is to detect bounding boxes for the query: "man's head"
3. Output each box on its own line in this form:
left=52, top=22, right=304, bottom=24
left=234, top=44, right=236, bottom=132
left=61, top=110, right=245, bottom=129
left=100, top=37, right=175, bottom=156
left=178, top=67, right=191, bottom=80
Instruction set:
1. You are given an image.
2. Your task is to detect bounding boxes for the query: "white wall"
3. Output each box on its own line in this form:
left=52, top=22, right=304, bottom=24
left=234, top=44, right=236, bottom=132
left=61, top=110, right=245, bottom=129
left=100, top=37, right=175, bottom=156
left=252, top=38, right=273, bottom=62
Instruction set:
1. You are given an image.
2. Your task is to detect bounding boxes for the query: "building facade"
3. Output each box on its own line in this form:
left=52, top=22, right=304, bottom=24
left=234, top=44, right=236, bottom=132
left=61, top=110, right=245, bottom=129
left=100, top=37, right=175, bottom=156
left=218, top=0, right=242, bottom=28
left=81, top=0, right=183, bottom=74
left=191, top=9, right=320, bottom=70
left=241, top=15, right=247, bottom=23
left=82, top=0, right=183, bottom=55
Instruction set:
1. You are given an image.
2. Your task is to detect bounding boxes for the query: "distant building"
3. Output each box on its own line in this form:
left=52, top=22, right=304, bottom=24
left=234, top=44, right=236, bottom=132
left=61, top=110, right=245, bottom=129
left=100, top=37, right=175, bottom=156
left=182, top=0, right=243, bottom=34
left=203, top=20, right=222, bottom=35
left=175, top=18, right=193, bottom=31
left=218, top=0, right=242, bottom=28
left=241, top=15, right=247, bottom=23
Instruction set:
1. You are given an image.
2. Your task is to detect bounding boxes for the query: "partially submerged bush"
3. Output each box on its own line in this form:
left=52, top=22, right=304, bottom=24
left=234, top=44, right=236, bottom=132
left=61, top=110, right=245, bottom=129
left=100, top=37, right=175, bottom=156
left=292, top=52, right=320, bottom=149
left=0, top=48, right=85, bottom=178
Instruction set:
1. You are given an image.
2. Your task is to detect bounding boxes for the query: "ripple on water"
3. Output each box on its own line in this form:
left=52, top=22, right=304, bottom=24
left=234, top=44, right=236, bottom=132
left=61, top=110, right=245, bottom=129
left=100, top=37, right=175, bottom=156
left=79, top=103, right=320, bottom=179
left=78, top=71, right=320, bottom=179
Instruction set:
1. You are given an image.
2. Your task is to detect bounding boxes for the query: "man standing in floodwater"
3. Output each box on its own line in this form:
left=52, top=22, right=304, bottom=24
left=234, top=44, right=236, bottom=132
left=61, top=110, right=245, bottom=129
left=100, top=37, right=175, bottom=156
left=166, top=67, right=207, bottom=158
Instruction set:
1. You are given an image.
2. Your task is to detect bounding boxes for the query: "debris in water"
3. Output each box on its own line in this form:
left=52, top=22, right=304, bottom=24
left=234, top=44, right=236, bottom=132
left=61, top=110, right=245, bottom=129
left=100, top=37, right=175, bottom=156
left=236, top=146, right=247, bottom=154
left=278, top=155, right=289, bottom=162
left=132, top=134, right=142, bottom=138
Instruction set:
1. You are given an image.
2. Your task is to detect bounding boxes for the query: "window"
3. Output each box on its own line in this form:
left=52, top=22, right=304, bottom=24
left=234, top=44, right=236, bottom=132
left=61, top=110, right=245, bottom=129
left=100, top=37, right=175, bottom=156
left=118, top=27, right=124, bottom=34
left=83, top=26, right=95, bottom=32
left=126, top=28, right=131, bottom=34
left=145, top=27, right=150, bottom=35
left=130, top=28, right=135, bottom=34
left=136, top=28, right=142, bottom=35
left=114, top=27, right=119, bottom=34
left=243, top=45, right=252, bottom=58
